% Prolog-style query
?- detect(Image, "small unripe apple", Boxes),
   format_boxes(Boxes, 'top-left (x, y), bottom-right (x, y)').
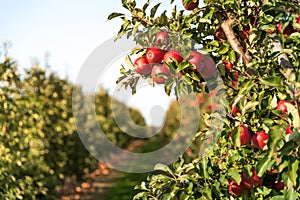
top-left (241, 169), bottom-right (263, 189)
top-left (146, 47), bottom-right (166, 64)
top-left (228, 180), bottom-right (245, 197)
top-left (155, 31), bottom-right (170, 46)
top-left (133, 57), bottom-right (152, 75)
top-left (223, 60), bottom-right (233, 71)
top-left (274, 181), bottom-right (284, 192)
top-left (151, 64), bottom-right (171, 84)
top-left (163, 50), bottom-right (184, 64)
top-left (182, 0), bottom-right (199, 10)
top-left (251, 130), bottom-right (268, 149)
top-left (276, 100), bottom-right (287, 114)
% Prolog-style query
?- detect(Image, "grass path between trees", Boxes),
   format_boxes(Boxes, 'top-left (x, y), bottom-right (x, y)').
top-left (60, 137), bottom-right (163, 200)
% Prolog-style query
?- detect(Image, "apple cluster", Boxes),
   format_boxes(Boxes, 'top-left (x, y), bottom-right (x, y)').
top-left (230, 100), bottom-right (294, 149)
top-left (229, 168), bottom-right (285, 197)
top-left (133, 30), bottom-right (216, 84)
top-left (227, 100), bottom-right (295, 196)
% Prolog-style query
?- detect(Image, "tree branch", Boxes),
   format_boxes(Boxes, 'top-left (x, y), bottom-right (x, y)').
top-left (216, 13), bottom-right (249, 65)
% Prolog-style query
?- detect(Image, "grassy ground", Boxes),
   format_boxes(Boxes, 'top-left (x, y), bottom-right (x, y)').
top-left (100, 137), bottom-right (163, 200)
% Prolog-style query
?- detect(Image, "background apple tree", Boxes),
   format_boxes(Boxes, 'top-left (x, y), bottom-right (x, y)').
top-left (108, 0), bottom-right (300, 199)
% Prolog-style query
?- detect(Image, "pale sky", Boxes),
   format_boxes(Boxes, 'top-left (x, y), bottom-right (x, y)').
top-left (0, 0), bottom-right (204, 126)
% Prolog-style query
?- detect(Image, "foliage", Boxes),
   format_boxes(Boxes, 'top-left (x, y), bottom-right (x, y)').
top-left (0, 51), bottom-right (147, 199)
top-left (108, 0), bottom-right (300, 199)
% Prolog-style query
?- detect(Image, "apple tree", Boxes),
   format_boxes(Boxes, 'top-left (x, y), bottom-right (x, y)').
top-left (108, 0), bottom-right (300, 199)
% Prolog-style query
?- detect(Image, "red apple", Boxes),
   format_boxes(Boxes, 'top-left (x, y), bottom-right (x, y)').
top-left (146, 47), bottom-right (166, 64)
top-left (241, 169), bottom-right (263, 189)
top-left (151, 64), bottom-right (171, 84)
top-left (230, 125), bottom-right (251, 146)
top-left (182, 0), bottom-right (199, 10)
top-left (196, 56), bottom-right (217, 78)
top-left (223, 60), bottom-right (233, 71)
top-left (277, 24), bottom-right (294, 38)
top-left (214, 27), bottom-right (227, 41)
top-left (274, 181), bottom-right (284, 192)
top-left (231, 106), bottom-right (240, 116)
top-left (155, 31), bottom-right (170, 46)
top-left (133, 57), bottom-right (152, 75)
top-left (286, 124), bottom-right (293, 134)
top-left (276, 100), bottom-right (287, 115)
top-left (239, 25), bottom-right (250, 40)
top-left (296, 17), bottom-right (300, 32)
top-left (228, 179), bottom-right (245, 197)
top-left (231, 72), bottom-right (239, 87)
top-left (251, 130), bottom-right (268, 149)
top-left (187, 51), bottom-right (204, 71)
top-left (163, 50), bottom-right (184, 64)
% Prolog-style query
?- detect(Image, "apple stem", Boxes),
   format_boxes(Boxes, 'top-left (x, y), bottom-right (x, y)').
top-left (216, 14), bottom-right (250, 65)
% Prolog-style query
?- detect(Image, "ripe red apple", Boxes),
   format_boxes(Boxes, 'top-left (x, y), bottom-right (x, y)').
top-left (230, 125), bottom-right (251, 146)
top-left (276, 100), bottom-right (287, 115)
top-left (196, 56), bottom-right (217, 78)
top-left (214, 27), bottom-right (227, 41)
top-left (251, 130), bottom-right (268, 149)
top-left (231, 72), bottom-right (239, 87)
top-left (274, 181), bottom-right (284, 192)
top-left (163, 50), bottom-right (184, 64)
top-left (295, 17), bottom-right (300, 32)
top-left (239, 25), bottom-right (250, 40)
top-left (277, 24), bottom-right (294, 38)
top-left (151, 64), bottom-right (171, 84)
top-left (231, 106), bottom-right (240, 116)
top-left (146, 47), bottom-right (166, 64)
top-left (182, 0), bottom-right (199, 10)
top-left (228, 179), bottom-right (245, 197)
top-left (223, 60), bottom-right (233, 71)
top-left (286, 124), bottom-right (293, 134)
top-left (155, 31), bottom-right (170, 46)
top-left (187, 51), bottom-right (204, 71)
top-left (241, 169), bottom-right (263, 189)
top-left (133, 57), bottom-right (153, 75)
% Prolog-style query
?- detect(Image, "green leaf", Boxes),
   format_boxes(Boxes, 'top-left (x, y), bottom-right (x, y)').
top-left (165, 78), bottom-right (174, 96)
top-left (122, 0), bottom-right (129, 9)
top-left (228, 168), bottom-right (241, 184)
top-left (257, 157), bottom-right (275, 177)
top-left (267, 126), bottom-right (283, 157)
top-left (228, 50), bottom-right (236, 62)
top-left (288, 158), bottom-right (298, 186)
top-left (150, 3), bottom-right (161, 18)
top-left (219, 44), bottom-right (230, 55)
top-left (154, 163), bottom-right (173, 175)
top-left (107, 12), bottom-right (125, 20)
top-left (260, 76), bottom-right (282, 87)
top-left (271, 196), bottom-right (285, 200)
